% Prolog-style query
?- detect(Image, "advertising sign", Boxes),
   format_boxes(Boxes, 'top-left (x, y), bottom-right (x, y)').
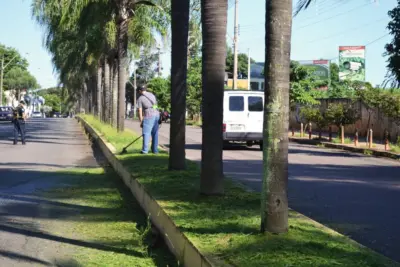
top-left (298, 60), bottom-right (330, 81)
top-left (338, 46), bottom-right (366, 81)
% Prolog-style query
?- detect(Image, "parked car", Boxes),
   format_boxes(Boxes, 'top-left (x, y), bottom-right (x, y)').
top-left (0, 106), bottom-right (13, 121)
top-left (53, 112), bottom-right (61, 118)
top-left (222, 90), bottom-right (264, 150)
top-left (31, 111), bottom-right (42, 118)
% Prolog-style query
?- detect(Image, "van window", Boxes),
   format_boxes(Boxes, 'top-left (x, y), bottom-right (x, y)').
top-left (229, 96), bottom-right (244, 111)
top-left (248, 96), bottom-right (263, 112)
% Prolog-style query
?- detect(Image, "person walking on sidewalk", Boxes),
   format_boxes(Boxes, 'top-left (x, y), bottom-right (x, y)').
top-left (137, 85), bottom-right (160, 154)
top-left (12, 100), bottom-right (27, 145)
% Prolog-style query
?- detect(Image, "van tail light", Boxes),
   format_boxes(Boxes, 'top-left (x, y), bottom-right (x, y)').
top-left (222, 123), bottom-right (226, 133)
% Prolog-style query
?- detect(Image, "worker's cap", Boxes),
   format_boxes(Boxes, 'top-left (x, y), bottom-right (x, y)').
top-left (137, 85), bottom-right (147, 92)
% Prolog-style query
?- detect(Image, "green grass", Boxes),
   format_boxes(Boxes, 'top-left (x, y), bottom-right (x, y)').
top-left (332, 137), bottom-right (353, 144)
top-left (390, 144), bottom-right (400, 153)
top-left (186, 119), bottom-right (202, 127)
top-left (80, 114), bottom-right (399, 267)
top-left (41, 167), bottom-right (178, 267)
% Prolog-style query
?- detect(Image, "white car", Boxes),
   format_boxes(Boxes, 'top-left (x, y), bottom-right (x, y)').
top-left (223, 90), bottom-right (264, 150)
top-left (31, 111), bottom-right (42, 118)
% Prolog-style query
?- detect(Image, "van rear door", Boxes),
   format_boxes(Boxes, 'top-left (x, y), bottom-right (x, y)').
top-left (246, 94), bottom-right (264, 133)
top-left (224, 93), bottom-right (247, 132)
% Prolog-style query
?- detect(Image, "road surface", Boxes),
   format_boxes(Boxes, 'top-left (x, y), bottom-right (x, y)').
top-left (126, 119), bottom-right (400, 262)
top-left (0, 118), bottom-right (98, 266)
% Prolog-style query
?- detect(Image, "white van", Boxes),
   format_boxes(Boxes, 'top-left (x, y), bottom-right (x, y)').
top-left (223, 90), bottom-right (264, 150)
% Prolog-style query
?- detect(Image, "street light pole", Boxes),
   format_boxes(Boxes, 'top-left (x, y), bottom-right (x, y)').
top-left (0, 57), bottom-right (4, 105)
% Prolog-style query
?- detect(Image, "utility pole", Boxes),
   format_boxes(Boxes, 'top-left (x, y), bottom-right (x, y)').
top-left (232, 0), bottom-right (239, 89)
top-left (247, 48), bottom-right (251, 90)
top-left (0, 57), bottom-right (4, 105)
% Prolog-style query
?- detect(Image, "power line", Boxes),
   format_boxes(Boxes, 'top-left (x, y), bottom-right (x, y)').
top-left (239, 0), bottom-right (372, 33)
top-left (297, 0), bottom-right (354, 22)
top-left (294, 1), bottom-right (372, 31)
top-left (329, 32), bottom-right (390, 61)
top-left (306, 16), bottom-right (387, 44)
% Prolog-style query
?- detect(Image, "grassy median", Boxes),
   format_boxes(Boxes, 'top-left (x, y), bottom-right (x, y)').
top-left (80, 114), bottom-right (399, 267)
top-left (40, 167), bottom-right (178, 267)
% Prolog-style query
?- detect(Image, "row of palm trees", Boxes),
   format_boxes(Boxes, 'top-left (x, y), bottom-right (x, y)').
top-left (33, 0), bottom-right (312, 233)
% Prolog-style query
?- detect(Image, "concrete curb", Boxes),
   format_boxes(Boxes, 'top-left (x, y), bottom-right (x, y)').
top-left (289, 137), bottom-right (400, 161)
top-left (76, 117), bottom-right (216, 267)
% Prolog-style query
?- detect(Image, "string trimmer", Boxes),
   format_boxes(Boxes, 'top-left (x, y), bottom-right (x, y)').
top-left (120, 134), bottom-right (143, 154)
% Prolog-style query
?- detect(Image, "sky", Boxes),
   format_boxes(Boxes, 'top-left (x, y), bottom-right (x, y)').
top-left (0, 0), bottom-right (397, 88)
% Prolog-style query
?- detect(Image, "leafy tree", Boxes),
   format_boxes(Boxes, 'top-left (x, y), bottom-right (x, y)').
top-left (187, 56), bottom-right (202, 118)
top-left (0, 44), bottom-right (29, 76)
top-left (384, 0), bottom-right (400, 88)
top-left (300, 107), bottom-right (328, 139)
top-left (147, 77), bottom-right (171, 111)
top-left (3, 68), bottom-right (38, 100)
top-left (42, 93), bottom-right (62, 113)
top-left (225, 45), bottom-right (256, 78)
top-left (324, 103), bottom-right (359, 132)
top-left (135, 50), bottom-right (159, 85)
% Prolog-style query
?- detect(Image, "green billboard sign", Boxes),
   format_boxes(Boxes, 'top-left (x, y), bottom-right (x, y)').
top-left (339, 46), bottom-right (366, 82)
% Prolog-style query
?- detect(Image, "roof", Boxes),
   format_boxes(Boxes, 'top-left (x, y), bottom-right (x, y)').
top-left (224, 90), bottom-right (264, 94)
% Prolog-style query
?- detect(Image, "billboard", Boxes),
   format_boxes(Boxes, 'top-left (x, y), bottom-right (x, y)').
top-left (298, 60), bottom-right (330, 81)
top-left (338, 46), bottom-right (365, 81)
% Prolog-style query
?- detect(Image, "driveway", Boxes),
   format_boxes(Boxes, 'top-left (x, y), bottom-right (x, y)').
top-left (126, 119), bottom-right (400, 262)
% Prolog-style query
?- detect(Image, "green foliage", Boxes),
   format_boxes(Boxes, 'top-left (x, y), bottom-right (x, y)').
top-left (324, 103), bottom-right (359, 128)
top-left (0, 44), bottom-right (29, 76)
top-left (42, 93), bottom-right (62, 113)
top-left (3, 67), bottom-right (38, 91)
top-left (186, 56), bottom-right (202, 117)
top-left (356, 86), bottom-right (400, 125)
top-left (385, 0), bottom-right (400, 88)
top-left (300, 107), bottom-right (327, 130)
top-left (225, 45), bottom-right (255, 78)
top-left (147, 77), bottom-right (170, 111)
top-left (135, 50), bottom-right (159, 85)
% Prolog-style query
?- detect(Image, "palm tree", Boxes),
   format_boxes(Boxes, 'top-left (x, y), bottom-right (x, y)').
top-left (200, 0), bottom-right (228, 195)
top-left (169, 0), bottom-right (190, 170)
top-left (260, 0), bottom-right (293, 233)
top-left (33, 0), bottom-right (169, 127)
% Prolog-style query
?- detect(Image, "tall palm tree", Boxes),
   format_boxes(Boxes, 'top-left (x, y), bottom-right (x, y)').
top-left (260, 0), bottom-right (293, 233)
top-left (200, 0), bottom-right (228, 195)
top-left (169, 0), bottom-right (190, 170)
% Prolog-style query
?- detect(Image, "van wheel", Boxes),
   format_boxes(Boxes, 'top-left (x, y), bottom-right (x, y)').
top-left (259, 141), bottom-right (263, 151)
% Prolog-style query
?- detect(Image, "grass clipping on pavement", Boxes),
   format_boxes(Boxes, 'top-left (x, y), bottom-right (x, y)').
top-left (81, 114), bottom-right (399, 267)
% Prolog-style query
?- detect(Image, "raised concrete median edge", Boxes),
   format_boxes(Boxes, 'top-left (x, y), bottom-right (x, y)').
top-left (289, 137), bottom-right (400, 160)
top-left (76, 116), bottom-right (218, 267)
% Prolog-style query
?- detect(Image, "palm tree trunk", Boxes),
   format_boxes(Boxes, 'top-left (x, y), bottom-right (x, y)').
top-left (169, 0), bottom-right (190, 170)
top-left (97, 64), bottom-right (103, 119)
top-left (104, 58), bottom-right (111, 124)
top-left (112, 60), bottom-right (119, 128)
top-left (117, 16), bottom-right (129, 132)
top-left (260, 0), bottom-right (292, 234)
top-left (200, 0), bottom-right (227, 195)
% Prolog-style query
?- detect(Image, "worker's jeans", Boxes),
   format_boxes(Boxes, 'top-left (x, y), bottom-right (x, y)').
top-left (13, 119), bottom-right (26, 144)
top-left (142, 114), bottom-right (160, 154)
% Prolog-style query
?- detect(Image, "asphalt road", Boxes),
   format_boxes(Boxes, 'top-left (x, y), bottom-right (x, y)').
top-left (126, 119), bottom-right (400, 262)
top-left (0, 118), bottom-right (98, 266)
